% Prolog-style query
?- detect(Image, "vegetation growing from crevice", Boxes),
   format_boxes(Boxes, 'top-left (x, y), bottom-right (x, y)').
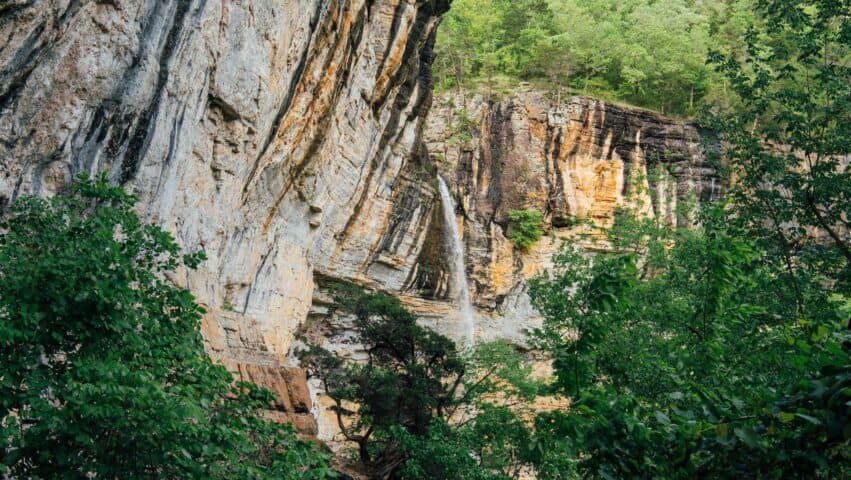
top-left (447, 107), bottom-right (478, 145)
top-left (0, 175), bottom-right (333, 479)
top-left (506, 209), bottom-right (545, 251)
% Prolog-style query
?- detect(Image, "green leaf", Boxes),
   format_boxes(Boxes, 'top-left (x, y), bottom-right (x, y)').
top-left (733, 427), bottom-right (762, 449)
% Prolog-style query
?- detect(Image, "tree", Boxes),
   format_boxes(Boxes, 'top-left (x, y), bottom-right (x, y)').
top-left (298, 284), bottom-right (537, 479)
top-left (529, 203), bottom-right (850, 478)
top-left (298, 284), bottom-right (466, 477)
top-left (433, 0), bottom-right (503, 93)
top-left (0, 175), bottom-right (332, 479)
top-left (395, 342), bottom-right (540, 480)
top-left (708, 0), bottom-right (851, 293)
top-left (436, 0), bottom-right (754, 113)
top-left (619, 0), bottom-right (713, 114)
top-left (493, 0), bottom-right (555, 79)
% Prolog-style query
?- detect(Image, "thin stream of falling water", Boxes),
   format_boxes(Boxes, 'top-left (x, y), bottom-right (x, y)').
top-left (436, 175), bottom-right (475, 348)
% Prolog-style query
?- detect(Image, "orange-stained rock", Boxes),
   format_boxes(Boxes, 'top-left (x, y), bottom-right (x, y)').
top-left (234, 363), bottom-right (318, 436)
top-left (200, 309), bottom-right (226, 354)
top-left (414, 90), bottom-right (722, 346)
top-left (281, 367), bottom-right (312, 413)
top-left (237, 364), bottom-right (293, 412)
top-left (289, 413), bottom-right (319, 436)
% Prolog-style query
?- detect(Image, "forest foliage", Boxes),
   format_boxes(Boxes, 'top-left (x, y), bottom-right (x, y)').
top-left (434, 0), bottom-right (757, 114)
top-left (297, 283), bottom-right (539, 479)
top-left (0, 176), bottom-right (334, 479)
top-left (0, 0), bottom-right (848, 478)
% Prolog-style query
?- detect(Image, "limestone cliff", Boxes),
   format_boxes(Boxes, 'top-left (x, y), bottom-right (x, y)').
top-left (0, 0), bottom-right (450, 432)
top-left (410, 91), bottom-right (722, 344)
top-left (305, 90), bottom-right (723, 441)
top-left (0, 2), bottom-right (722, 441)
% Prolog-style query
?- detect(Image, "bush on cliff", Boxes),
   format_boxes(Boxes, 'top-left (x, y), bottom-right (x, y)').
top-left (507, 209), bottom-right (545, 251)
top-left (0, 174), bottom-right (333, 479)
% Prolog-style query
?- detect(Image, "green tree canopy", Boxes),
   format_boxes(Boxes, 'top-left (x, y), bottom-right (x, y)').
top-left (298, 284), bottom-right (539, 479)
top-left (529, 202), bottom-right (850, 478)
top-left (435, 0), bottom-right (756, 115)
top-left (0, 175), bottom-right (332, 479)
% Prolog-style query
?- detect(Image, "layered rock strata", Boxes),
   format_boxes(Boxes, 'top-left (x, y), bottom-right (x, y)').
top-left (0, 2), bottom-right (723, 441)
top-left (303, 90), bottom-right (723, 440)
top-left (410, 91), bottom-right (723, 343)
top-left (0, 0), bottom-right (450, 434)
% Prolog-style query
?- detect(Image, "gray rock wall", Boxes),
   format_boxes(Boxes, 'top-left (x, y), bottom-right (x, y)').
top-left (0, 0), bottom-right (450, 435)
top-left (0, 0), bottom-right (449, 366)
top-left (0, 3), bottom-right (722, 438)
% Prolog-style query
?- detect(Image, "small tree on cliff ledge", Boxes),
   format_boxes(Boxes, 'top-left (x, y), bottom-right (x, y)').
top-left (298, 284), bottom-right (539, 479)
top-left (0, 174), bottom-right (332, 479)
top-left (298, 284), bottom-right (467, 477)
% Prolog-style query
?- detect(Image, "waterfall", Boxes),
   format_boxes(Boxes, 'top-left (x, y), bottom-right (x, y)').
top-left (436, 175), bottom-right (476, 348)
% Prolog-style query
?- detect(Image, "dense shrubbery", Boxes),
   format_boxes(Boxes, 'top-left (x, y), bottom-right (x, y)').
top-left (0, 175), bottom-right (332, 479)
top-left (506, 209), bottom-right (544, 251)
top-left (528, 204), bottom-right (850, 478)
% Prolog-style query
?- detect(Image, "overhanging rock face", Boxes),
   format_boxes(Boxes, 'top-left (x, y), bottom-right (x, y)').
top-left (0, 3), bottom-right (723, 438)
top-left (0, 0), bottom-right (450, 433)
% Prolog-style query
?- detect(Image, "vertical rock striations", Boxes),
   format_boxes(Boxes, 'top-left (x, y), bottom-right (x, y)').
top-left (417, 91), bottom-right (723, 343)
top-left (304, 89), bottom-right (724, 441)
top-left (0, 3), bottom-right (722, 438)
top-left (0, 0), bottom-right (450, 433)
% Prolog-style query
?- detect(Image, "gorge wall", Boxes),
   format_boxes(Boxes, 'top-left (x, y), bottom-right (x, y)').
top-left (300, 90), bottom-right (725, 441)
top-left (0, 0), bottom-right (450, 433)
top-left (407, 91), bottom-right (722, 344)
top-left (0, 2), bottom-right (721, 440)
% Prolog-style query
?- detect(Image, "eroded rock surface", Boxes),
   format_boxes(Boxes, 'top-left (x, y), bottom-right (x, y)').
top-left (0, 2), bottom-right (721, 440)
top-left (413, 91), bottom-right (722, 343)
top-left (0, 0), bottom-right (449, 433)
top-left (301, 91), bottom-right (724, 443)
